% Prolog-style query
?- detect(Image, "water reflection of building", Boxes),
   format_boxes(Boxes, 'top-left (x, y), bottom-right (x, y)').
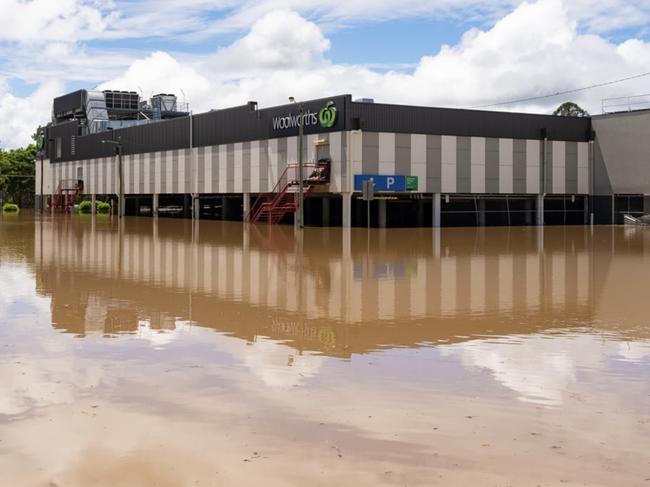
top-left (33, 217), bottom-right (650, 355)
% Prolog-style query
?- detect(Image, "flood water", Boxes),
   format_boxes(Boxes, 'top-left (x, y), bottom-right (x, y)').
top-left (1, 213), bottom-right (649, 486)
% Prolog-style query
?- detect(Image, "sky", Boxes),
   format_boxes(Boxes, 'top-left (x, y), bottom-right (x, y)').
top-left (0, 0), bottom-right (649, 148)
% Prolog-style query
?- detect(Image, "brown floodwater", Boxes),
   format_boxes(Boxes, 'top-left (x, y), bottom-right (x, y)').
top-left (1, 212), bottom-right (649, 486)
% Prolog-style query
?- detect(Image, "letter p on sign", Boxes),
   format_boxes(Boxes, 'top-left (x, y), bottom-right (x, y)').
top-left (386, 177), bottom-right (395, 189)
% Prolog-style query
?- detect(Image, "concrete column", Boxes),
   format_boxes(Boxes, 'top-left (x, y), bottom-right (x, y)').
top-left (243, 192), bottom-right (250, 220)
top-left (193, 194), bottom-right (200, 220)
top-left (322, 197), bottom-right (331, 227)
top-left (524, 198), bottom-right (534, 226)
top-left (611, 194), bottom-right (616, 224)
top-left (432, 193), bottom-right (441, 228)
top-left (91, 194), bottom-right (97, 216)
top-left (477, 198), bottom-right (486, 226)
top-left (536, 194), bottom-right (544, 226)
top-left (183, 194), bottom-right (192, 219)
top-left (342, 193), bottom-right (352, 228)
top-left (378, 199), bottom-right (387, 228)
top-left (152, 193), bottom-right (159, 218)
top-left (222, 197), bottom-right (228, 220)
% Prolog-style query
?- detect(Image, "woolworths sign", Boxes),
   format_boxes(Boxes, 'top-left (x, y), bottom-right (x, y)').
top-left (272, 100), bottom-right (338, 132)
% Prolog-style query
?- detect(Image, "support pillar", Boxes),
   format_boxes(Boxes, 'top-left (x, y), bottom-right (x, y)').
top-left (477, 198), bottom-right (486, 226)
top-left (222, 197), bottom-right (228, 220)
top-left (342, 193), bottom-right (352, 228)
top-left (432, 193), bottom-right (441, 228)
top-left (243, 192), bottom-right (250, 221)
top-left (536, 194), bottom-right (544, 226)
top-left (193, 194), bottom-right (200, 220)
top-left (322, 197), bottom-right (330, 227)
top-left (91, 194), bottom-right (97, 216)
top-left (183, 194), bottom-right (191, 219)
top-left (152, 193), bottom-right (159, 218)
top-left (524, 198), bottom-right (534, 226)
top-left (611, 194), bottom-right (616, 224)
top-left (378, 199), bottom-right (387, 228)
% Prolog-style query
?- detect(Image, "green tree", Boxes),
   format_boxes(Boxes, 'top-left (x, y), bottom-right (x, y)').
top-left (553, 102), bottom-right (589, 117)
top-left (0, 144), bottom-right (36, 208)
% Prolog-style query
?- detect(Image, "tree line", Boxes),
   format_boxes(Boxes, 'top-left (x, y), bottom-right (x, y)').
top-left (0, 143), bottom-right (36, 208)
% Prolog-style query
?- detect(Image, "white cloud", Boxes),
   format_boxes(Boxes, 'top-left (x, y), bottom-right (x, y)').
top-left (210, 10), bottom-right (330, 72)
top-left (0, 80), bottom-right (62, 149)
top-left (101, 1), bottom-right (650, 113)
top-left (3, 0), bottom-right (650, 147)
top-left (96, 51), bottom-right (213, 110)
top-left (0, 0), bottom-right (117, 43)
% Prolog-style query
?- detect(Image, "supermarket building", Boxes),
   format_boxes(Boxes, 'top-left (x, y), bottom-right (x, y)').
top-left (36, 91), bottom-right (650, 227)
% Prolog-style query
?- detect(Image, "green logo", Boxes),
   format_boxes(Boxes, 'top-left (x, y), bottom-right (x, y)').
top-left (319, 101), bottom-right (337, 128)
top-left (406, 176), bottom-right (418, 191)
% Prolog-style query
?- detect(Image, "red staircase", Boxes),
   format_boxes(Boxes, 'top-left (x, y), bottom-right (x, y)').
top-left (247, 159), bottom-right (330, 224)
top-left (51, 179), bottom-right (84, 213)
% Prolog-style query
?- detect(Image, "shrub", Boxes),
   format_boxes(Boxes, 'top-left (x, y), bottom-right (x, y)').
top-left (96, 201), bottom-right (111, 214)
top-left (79, 200), bottom-right (92, 214)
top-left (78, 199), bottom-right (111, 215)
top-left (2, 203), bottom-right (19, 213)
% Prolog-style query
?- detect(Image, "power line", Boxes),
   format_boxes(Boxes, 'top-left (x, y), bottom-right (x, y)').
top-left (468, 71), bottom-right (650, 109)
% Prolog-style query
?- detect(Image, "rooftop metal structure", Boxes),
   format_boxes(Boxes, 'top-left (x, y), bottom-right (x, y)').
top-left (52, 89), bottom-right (190, 135)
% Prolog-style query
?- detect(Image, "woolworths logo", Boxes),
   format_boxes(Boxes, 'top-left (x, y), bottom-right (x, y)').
top-left (272, 101), bottom-right (338, 131)
top-left (318, 101), bottom-right (337, 128)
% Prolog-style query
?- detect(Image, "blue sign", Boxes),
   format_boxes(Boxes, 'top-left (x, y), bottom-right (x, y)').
top-left (355, 174), bottom-right (408, 191)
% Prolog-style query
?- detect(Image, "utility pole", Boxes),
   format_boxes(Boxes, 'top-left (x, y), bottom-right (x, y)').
top-left (289, 97), bottom-right (304, 229)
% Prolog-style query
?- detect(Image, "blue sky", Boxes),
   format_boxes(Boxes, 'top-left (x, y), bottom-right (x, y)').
top-left (1, 0), bottom-right (650, 148)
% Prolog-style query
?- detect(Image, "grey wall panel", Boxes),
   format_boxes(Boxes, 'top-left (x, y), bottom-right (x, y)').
top-left (456, 136), bottom-right (471, 193)
top-left (362, 132), bottom-right (379, 174)
top-left (183, 149), bottom-right (191, 194)
top-left (242, 142), bottom-right (251, 193)
top-left (395, 133), bottom-right (411, 177)
top-left (259, 140), bottom-right (269, 192)
top-left (139, 153), bottom-right (145, 193)
top-left (592, 111), bottom-right (650, 195)
top-left (226, 144), bottom-right (235, 193)
top-left (565, 142), bottom-right (578, 194)
top-left (545, 141), bottom-right (553, 194)
top-left (341, 131), bottom-right (348, 191)
top-left (102, 158), bottom-right (107, 194)
top-left (160, 151), bottom-right (168, 194)
top-left (172, 150), bottom-right (180, 194)
top-left (485, 138), bottom-right (499, 193)
top-left (129, 155), bottom-right (135, 193)
top-left (426, 135), bottom-right (441, 192)
top-left (513, 139), bottom-right (527, 194)
top-left (198, 147), bottom-right (205, 193)
top-left (277, 137), bottom-right (288, 176)
top-left (151, 153), bottom-right (157, 193)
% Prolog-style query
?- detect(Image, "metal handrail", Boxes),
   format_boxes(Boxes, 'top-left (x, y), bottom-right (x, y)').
top-left (246, 161), bottom-right (330, 223)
